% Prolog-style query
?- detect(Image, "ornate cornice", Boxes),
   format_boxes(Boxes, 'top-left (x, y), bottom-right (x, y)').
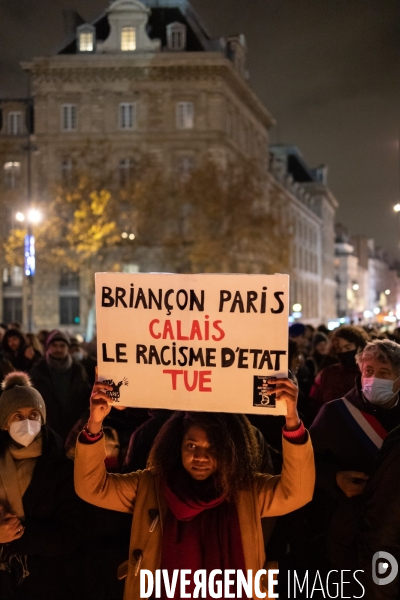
top-left (22, 57), bottom-right (274, 129)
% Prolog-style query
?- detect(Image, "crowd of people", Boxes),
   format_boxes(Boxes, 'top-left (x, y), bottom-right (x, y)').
top-left (0, 319), bottom-right (399, 599)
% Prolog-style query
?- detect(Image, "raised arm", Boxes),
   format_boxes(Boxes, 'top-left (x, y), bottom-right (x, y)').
top-left (256, 377), bottom-right (315, 516)
top-left (74, 380), bottom-right (141, 513)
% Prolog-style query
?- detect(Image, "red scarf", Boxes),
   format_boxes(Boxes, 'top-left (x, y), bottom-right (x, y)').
top-left (159, 472), bottom-right (247, 599)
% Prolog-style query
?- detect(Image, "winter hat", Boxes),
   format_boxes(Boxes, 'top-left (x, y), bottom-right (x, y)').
top-left (313, 332), bottom-right (329, 350)
top-left (289, 323), bottom-right (306, 338)
top-left (0, 372), bottom-right (46, 428)
top-left (46, 330), bottom-right (71, 348)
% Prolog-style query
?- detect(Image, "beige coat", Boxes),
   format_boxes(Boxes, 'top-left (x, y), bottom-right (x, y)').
top-left (75, 434), bottom-right (315, 599)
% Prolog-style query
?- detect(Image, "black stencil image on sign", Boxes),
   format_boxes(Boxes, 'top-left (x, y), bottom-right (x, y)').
top-left (253, 376), bottom-right (276, 408)
top-left (103, 377), bottom-right (128, 402)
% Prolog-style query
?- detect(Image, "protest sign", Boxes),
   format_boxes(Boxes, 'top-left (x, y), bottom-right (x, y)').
top-left (96, 272), bottom-right (289, 415)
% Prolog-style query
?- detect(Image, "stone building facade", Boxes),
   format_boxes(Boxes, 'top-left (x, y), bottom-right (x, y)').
top-left (334, 225), bottom-right (400, 323)
top-left (269, 145), bottom-right (338, 324)
top-left (0, 0), bottom-right (337, 332)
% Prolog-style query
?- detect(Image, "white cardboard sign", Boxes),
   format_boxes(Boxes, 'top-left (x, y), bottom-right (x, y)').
top-left (96, 272), bottom-right (289, 415)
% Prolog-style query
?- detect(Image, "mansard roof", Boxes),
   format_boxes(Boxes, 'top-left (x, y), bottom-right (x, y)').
top-left (58, 0), bottom-right (215, 55)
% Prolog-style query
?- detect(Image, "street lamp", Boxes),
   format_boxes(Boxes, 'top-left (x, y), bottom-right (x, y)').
top-left (394, 205), bottom-right (400, 248)
top-left (15, 208), bottom-right (42, 331)
top-left (121, 231), bottom-right (135, 240)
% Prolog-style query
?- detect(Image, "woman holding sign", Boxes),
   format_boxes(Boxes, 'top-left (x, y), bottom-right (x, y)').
top-left (74, 377), bottom-right (315, 599)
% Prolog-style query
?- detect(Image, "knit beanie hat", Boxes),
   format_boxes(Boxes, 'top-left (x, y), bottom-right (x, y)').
top-left (313, 332), bottom-right (329, 350)
top-left (46, 329), bottom-right (71, 348)
top-left (0, 372), bottom-right (46, 428)
top-left (289, 323), bottom-right (306, 338)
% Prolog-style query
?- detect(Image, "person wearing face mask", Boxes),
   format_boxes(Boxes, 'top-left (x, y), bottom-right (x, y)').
top-left (69, 336), bottom-right (97, 387)
top-left (309, 325), bottom-right (370, 409)
top-left (308, 339), bottom-right (400, 571)
top-left (0, 371), bottom-right (87, 600)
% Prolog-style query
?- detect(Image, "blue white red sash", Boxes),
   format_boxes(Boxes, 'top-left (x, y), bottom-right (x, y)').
top-left (336, 398), bottom-right (388, 455)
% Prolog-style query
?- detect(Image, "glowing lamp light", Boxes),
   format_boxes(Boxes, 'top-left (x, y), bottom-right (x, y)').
top-left (121, 232), bottom-right (128, 239)
top-left (128, 233), bottom-right (135, 240)
top-left (352, 284), bottom-right (359, 291)
top-left (16, 212), bottom-right (25, 222)
top-left (394, 204), bottom-right (400, 212)
top-left (363, 310), bottom-right (373, 318)
top-left (373, 307), bottom-right (380, 315)
top-left (292, 303), bottom-right (302, 312)
top-left (339, 318), bottom-right (346, 324)
top-left (27, 208), bottom-right (42, 225)
top-left (385, 316), bottom-right (397, 323)
top-left (385, 289), bottom-right (391, 295)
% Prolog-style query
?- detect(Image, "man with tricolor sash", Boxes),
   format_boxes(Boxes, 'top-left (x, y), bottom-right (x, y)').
top-left (309, 339), bottom-right (400, 569)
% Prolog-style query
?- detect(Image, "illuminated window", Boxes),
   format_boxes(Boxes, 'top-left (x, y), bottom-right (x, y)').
top-left (7, 112), bottom-right (22, 135)
top-left (119, 103), bottom-right (136, 130)
top-left (167, 23), bottom-right (186, 50)
top-left (121, 27), bottom-right (136, 51)
top-left (176, 102), bottom-right (194, 130)
top-left (61, 104), bottom-right (77, 131)
top-left (3, 161), bottom-right (21, 189)
top-left (79, 31), bottom-right (94, 52)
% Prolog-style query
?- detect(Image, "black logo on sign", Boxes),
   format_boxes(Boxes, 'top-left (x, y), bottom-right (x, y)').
top-left (253, 376), bottom-right (276, 408)
top-left (103, 378), bottom-right (128, 402)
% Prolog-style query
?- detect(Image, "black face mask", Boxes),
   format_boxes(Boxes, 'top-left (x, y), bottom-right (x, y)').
top-left (337, 349), bottom-right (357, 368)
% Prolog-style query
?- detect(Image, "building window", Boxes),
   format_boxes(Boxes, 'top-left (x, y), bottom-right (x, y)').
top-left (60, 270), bottom-right (80, 291)
top-left (7, 112), bottom-right (22, 135)
top-left (119, 103), bottom-right (136, 130)
top-left (121, 27), bottom-right (136, 51)
top-left (123, 264), bottom-right (140, 274)
top-left (2, 266), bottom-right (23, 288)
top-left (2, 297), bottom-right (23, 324)
top-left (61, 159), bottom-right (73, 185)
top-left (60, 296), bottom-right (80, 325)
top-left (3, 161), bottom-right (21, 190)
top-left (61, 104), bottom-right (77, 131)
top-left (167, 23), bottom-right (186, 50)
top-left (176, 155), bottom-right (195, 179)
top-left (79, 31), bottom-right (94, 52)
top-left (176, 102), bottom-right (194, 130)
top-left (119, 158), bottom-right (136, 187)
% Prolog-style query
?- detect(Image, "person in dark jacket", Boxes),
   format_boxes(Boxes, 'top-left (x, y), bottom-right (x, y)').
top-left (357, 423), bottom-right (400, 599)
top-left (309, 325), bottom-right (370, 409)
top-left (2, 329), bottom-right (40, 374)
top-left (30, 330), bottom-right (91, 441)
top-left (0, 371), bottom-right (86, 600)
top-left (309, 339), bottom-right (400, 569)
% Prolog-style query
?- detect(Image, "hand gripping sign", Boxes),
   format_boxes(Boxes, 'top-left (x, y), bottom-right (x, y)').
top-left (96, 272), bottom-right (289, 415)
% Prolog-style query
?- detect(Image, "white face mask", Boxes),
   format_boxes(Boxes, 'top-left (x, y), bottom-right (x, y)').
top-left (362, 377), bottom-right (398, 405)
top-left (8, 419), bottom-right (41, 447)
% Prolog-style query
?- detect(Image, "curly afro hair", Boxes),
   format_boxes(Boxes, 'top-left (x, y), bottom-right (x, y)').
top-left (147, 411), bottom-right (261, 500)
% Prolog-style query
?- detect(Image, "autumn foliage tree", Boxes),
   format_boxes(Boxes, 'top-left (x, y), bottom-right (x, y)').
top-left (3, 152), bottom-right (291, 285)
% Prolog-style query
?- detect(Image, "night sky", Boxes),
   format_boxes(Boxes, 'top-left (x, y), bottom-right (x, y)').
top-left (1, 0), bottom-right (399, 256)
